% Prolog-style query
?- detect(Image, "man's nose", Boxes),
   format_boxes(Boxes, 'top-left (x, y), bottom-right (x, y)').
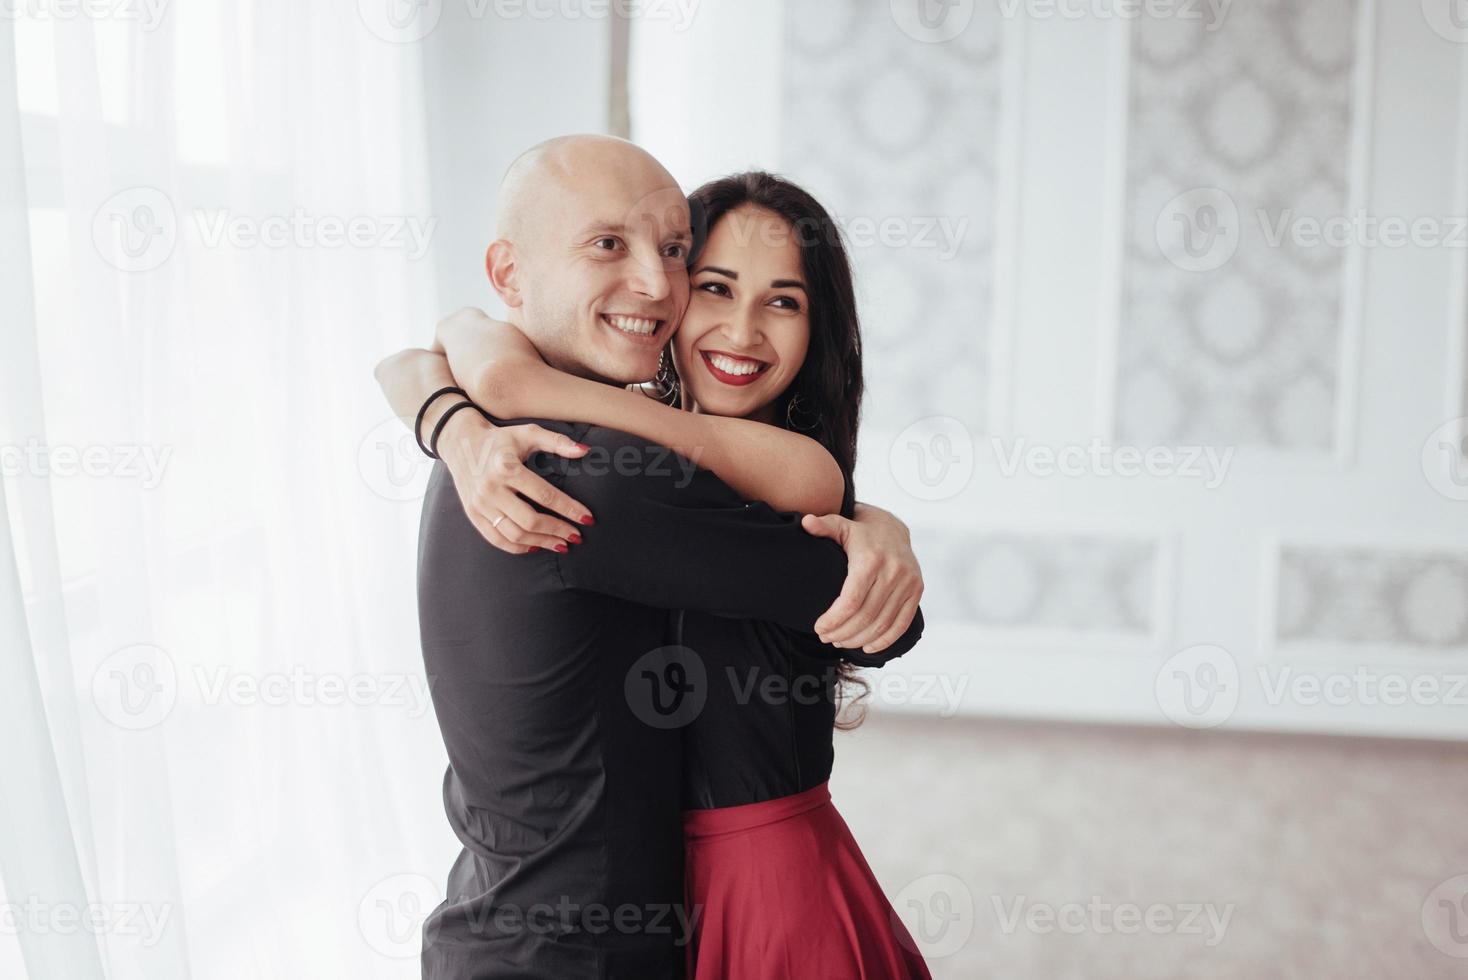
top-left (627, 258), bottom-right (672, 302)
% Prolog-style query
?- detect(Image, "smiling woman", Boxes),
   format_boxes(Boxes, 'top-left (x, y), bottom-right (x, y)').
top-left (678, 204), bottom-right (812, 408)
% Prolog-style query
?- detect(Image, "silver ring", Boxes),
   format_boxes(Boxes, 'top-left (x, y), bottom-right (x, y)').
top-left (491, 515), bottom-right (505, 530)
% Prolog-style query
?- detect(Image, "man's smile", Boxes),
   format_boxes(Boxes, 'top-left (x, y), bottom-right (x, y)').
top-left (601, 312), bottom-right (668, 347)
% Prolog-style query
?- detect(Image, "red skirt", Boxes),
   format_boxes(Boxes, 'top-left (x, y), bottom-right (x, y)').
top-left (683, 782), bottom-right (932, 980)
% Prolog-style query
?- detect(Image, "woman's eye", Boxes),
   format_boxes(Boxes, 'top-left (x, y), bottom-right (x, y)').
top-left (771, 296), bottom-right (802, 312)
top-left (696, 281), bottom-right (730, 296)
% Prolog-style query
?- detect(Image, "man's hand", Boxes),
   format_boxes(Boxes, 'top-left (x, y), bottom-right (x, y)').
top-left (436, 408), bottom-right (595, 555)
top-left (801, 502), bottom-right (924, 655)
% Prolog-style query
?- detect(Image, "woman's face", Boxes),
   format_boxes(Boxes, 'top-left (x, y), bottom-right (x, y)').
top-left (671, 204), bottom-right (810, 422)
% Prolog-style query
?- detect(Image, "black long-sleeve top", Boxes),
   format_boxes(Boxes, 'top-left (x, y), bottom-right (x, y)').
top-left (416, 418), bottom-right (923, 979)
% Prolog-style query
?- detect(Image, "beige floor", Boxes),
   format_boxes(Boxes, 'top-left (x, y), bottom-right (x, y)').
top-left (829, 712), bottom-right (1468, 980)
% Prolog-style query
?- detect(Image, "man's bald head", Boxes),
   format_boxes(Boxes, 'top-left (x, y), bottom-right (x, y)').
top-left (495, 134), bottom-right (679, 243)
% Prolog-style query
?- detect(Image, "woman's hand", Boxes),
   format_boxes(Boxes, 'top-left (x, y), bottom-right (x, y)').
top-left (801, 503), bottom-right (924, 655)
top-left (435, 407), bottom-right (596, 555)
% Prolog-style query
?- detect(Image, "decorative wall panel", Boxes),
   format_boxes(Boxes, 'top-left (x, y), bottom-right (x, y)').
top-left (1276, 546), bottom-right (1468, 651)
top-left (782, 0), bottom-right (1003, 431)
top-left (1117, 0), bottom-right (1362, 451)
top-left (914, 530), bottom-right (1159, 636)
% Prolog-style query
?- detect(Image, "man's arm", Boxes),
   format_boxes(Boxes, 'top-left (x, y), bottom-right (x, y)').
top-left (802, 503), bottom-right (925, 655)
top-left (784, 606), bottom-right (925, 668)
top-left (546, 425), bottom-right (924, 658)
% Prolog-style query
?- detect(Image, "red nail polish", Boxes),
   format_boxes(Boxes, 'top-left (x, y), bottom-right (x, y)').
top-left (554, 543), bottom-right (569, 554)
top-left (580, 515), bottom-right (595, 526)
top-left (575, 443), bottom-right (590, 452)
top-left (527, 546), bottom-right (540, 553)
top-left (568, 532), bottom-right (582, 545)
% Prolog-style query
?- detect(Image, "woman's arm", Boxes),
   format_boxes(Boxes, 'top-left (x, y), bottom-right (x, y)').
top-left (374, 346), bottom-right (461, 429)
top-left (388, 314), bottom-right (919, 651)
top-left (436, 308), bottom-right (846, 516)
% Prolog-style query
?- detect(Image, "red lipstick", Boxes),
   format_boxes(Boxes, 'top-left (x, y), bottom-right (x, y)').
top-left (700, 350), bottom-right (770, 387)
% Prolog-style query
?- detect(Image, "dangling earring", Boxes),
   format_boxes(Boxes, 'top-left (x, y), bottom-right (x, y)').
top-left (785, 391), bottom-right (821, 431)
top-left (654, 348), bottom-right (681, 406)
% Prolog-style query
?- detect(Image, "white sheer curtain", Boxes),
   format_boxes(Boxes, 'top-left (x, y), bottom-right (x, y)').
top-left (1, 4), bottom-right (454, 977)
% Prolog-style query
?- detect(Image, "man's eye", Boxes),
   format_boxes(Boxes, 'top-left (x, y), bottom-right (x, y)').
top-left (593, 237), bottom-right (621, 250)
top-left (662, 243), bottom-right (687, 259)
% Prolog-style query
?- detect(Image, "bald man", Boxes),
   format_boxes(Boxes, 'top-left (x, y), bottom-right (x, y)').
top-left (484, 135), bottom-right (692, 386)
top-left (380, 136), bottom-right (890, 979)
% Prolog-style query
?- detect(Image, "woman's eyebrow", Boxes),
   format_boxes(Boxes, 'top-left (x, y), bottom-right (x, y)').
top-left (693, 267), bottom-right (806, 292)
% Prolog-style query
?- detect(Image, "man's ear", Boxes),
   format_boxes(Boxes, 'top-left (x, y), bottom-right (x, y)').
top-left (485, 240), bottom-right (523, 309)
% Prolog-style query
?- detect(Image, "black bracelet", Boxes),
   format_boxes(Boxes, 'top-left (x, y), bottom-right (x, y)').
top-left (428, 401), bottom-right (483, 460)
top-left (414, 386), bottom-right (468, 458)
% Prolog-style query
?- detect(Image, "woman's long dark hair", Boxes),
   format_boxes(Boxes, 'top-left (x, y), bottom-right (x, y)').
top-left (661, 171), bottom-right (871, 726)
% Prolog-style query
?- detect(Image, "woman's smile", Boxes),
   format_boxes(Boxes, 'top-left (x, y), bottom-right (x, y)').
top-left (700, 348), bottom-right (771, 387)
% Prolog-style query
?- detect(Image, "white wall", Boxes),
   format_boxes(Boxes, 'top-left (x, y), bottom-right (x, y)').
top-left (632, 0), bottom-right (1468, 741)
top-left (628, 0), bottom-right (784, 189)
top-left (419, 3), bottom-right (614, 310)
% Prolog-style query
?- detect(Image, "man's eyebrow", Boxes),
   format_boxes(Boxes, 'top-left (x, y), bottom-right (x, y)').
top-left (575, 221), bottom-right (626, 238)
top-left (576, 221), bottom-right (691, 242)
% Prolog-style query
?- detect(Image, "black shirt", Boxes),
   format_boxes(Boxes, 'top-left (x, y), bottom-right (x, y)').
top-left (415, 419), bottom-right (920, 979)
top-left (676, 615), bottom-right (865, 810)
